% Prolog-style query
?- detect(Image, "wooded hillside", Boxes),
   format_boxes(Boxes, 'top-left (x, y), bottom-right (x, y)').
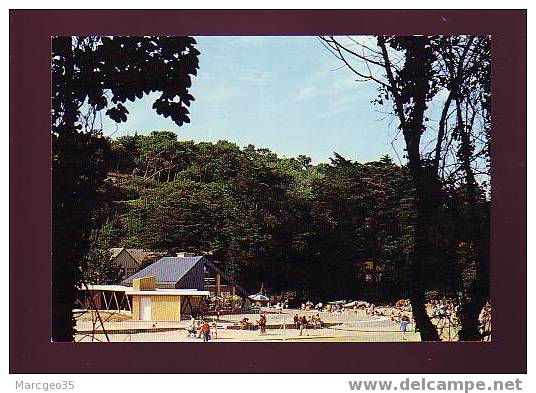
top-left (86, 131), bottom-right (489, 305)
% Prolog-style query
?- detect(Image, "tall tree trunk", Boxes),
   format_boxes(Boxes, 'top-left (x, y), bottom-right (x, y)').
top-left (455, 97), bottom-right (490, 340)
top-left (406, 139), bottom-right (441, 341)
top-left (378, 36), bottom-right (441, 340)
top-left (52, 36), bottom-right (78, 342)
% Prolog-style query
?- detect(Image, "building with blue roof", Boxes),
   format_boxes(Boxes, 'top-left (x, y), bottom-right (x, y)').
top-left (121, 254), bottom-right (250, 300)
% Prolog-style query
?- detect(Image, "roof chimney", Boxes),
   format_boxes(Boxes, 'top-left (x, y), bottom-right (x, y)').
top-left (176, 251), bottom-right (196, 257)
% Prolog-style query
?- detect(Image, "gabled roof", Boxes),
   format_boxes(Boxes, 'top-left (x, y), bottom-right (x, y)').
top-left (125, 249), bottom-right (155, 265)
top-left (121, 256), bottom-right (204, 286)
top-left (110, 247), bottom-right (125, 259)
top-left (110, 248), bottom-right (157, 265)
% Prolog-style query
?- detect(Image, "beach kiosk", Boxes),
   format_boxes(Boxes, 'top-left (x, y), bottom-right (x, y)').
top-left (127, 276), bottom-right (209, 321)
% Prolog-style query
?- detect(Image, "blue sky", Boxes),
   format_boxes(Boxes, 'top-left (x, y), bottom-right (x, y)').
top-left (102, 36), bottom-right (405, 164)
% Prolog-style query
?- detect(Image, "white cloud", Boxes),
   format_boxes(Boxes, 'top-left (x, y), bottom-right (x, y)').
top-left (314, 90), bottom-right (363, 120)
top-left (294, 63), bottom-right (373, 100)
top-left (296, 85), bottom-right (319, 100)
top-left (237, 69), bottom-right (274, 83)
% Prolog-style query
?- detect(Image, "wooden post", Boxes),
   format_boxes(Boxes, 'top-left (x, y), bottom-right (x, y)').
top-left (216, 273), bottom-right (221, 297)
top-left (231, 286), bottom-right (236, 309)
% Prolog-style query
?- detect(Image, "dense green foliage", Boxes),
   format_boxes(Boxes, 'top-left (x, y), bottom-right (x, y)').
top-left (90, 131), bottom-right (489, 305)
top-left (81, 222), bottom-right (124, 285)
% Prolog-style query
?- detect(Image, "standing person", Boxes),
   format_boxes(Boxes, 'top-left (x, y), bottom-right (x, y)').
top-left (215, 305), bottom-right (221, 322)
top-left (293, 314), bottom-right (300, 330)
top-left (299, 315), bottom-right (308, 336)
top-left (197, 319), bottom-right (203, 338)
top-left (315, 313), bottom-right (323, 328)
top-left (258, 314), bottom-right (267, 335)
top-left (187, 316), bottom-right (197, 337)
top-left (201, 321), bottom-right (211, 342)
top-left (400, 315), bottom-right (409, 341)
top-left (311, 314), bottom-right (318, 329)
top-left (211, 321), bottom-right (218, 339)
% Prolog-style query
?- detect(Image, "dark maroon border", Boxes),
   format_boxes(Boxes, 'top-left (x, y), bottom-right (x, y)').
top-left (9, 10), bottom-right (526, 373)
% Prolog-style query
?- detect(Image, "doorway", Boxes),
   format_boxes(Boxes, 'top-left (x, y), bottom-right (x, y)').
top-left (140, 297), bottom-right (152, 321)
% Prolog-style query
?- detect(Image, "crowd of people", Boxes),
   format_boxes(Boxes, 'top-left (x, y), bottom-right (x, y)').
top-left (428, 298), bottom-right (493, 341)
top-left (237, 314), bottom-right (268, 333)
top-left (207, 297), bottom-right (245, 314)
top-left (298, 301), bottom-right (351, 313)
top-left (365, 303), bottom-right (390, 317)
top-left (271, 300), bottom-right (289, 313)
top-left (292, 313), bottom-right (325, 335)
top-left (429, 299), bottom-right (458, 323)
top-left (186, 296), bottom-right (491, 342)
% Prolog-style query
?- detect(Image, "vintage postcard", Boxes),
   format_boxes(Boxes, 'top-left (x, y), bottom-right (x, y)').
top-left (50, 35), bottom-right (491, 343)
